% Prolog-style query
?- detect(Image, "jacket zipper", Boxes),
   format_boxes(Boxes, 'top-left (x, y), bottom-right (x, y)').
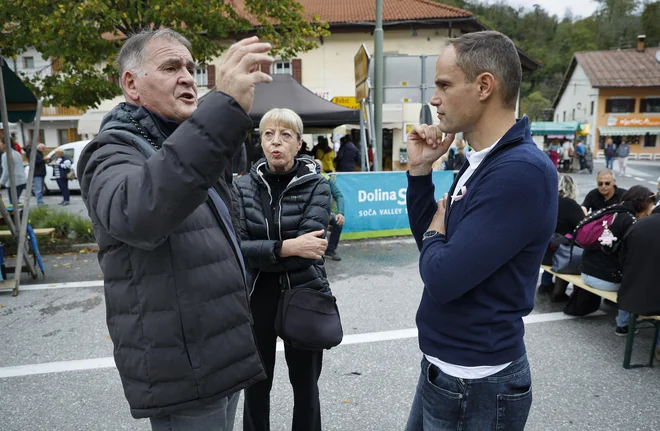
top-left (444, 137), bottom-right (523, 227)
top-left (257, 163), bottom-right (317, 292)
top-left (250, 180), bottom-right (275, 298)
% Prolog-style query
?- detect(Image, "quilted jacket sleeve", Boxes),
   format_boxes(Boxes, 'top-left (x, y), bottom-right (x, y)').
top-left (79, 93), bottom-right (251, 251)
top-left (234, 181), bottom-right (281, 269)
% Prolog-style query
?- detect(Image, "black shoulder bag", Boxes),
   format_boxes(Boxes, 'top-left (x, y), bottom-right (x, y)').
top-left (258, 185), bottom-right (343, 351)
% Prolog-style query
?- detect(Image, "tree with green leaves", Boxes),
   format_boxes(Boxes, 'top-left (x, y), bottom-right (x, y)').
top-left (641, 1), bottom-right (660, 47)
top-left (0, 0), bottom-right (328, 109)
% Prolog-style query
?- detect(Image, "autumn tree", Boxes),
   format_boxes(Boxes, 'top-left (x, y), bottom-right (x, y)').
top-left (0, 0), bottom-right (328, 109)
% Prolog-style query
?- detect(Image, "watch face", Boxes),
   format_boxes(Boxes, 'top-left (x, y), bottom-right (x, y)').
top-left (424, 230), bottom-right (438, 239)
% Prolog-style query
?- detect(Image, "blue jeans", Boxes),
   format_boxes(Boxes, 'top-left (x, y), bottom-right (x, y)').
top-left (150, 392), bottom-right (239, 431)
top-left (605, 156), bottom-right (614, 169)
top-left (33, 176), bottom-right (45, 205)
top-left (406, 355), bottom-right (532, 431)
top-left (581, 274), bottom-right (630, 327)
top-left (7, 184), bottom-right (25, 205)
top-left (540, 271), bottom-right (553, 286)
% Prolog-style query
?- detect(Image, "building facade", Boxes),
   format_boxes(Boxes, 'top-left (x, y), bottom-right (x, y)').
top-left (554, 37), bottom-right (660, 159)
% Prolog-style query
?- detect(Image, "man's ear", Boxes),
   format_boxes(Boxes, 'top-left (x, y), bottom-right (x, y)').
top-left (122, 71), bottom-right (140, 103)
top-left (476, 72), bottom-right (496, 102)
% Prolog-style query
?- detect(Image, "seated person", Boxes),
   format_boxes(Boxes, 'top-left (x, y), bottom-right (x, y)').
top-left (581, 169), bottom-right (627, 214)
top-left (580, 186), bottom-right (656, 335)
top-left (618, 209), bottom-right (660, 359)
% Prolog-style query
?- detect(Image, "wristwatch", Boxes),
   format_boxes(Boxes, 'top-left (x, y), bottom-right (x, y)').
top-left (423, 230), bottom-right (441, 242)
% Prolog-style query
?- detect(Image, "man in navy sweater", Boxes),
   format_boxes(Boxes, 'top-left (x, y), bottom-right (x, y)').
top-left (405, 31), bottom-right (558, 430)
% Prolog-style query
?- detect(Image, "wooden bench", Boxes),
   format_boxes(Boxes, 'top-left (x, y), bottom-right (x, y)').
top-left (0, 228), bottom-right (55, 238)
top-left (542, 265), bottom-right (660, 369)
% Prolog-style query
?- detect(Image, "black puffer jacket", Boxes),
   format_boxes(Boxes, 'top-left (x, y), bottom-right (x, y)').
top-left (234, 157), bottom-right (332, 294)
top-left (77, 93), bottom-right (265, 419)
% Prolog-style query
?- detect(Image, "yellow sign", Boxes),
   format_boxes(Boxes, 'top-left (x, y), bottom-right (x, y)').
top-left (608, 116), bottom-right (660, 127)
top-left (332, 97), bottom-right (360, 110)
top-left (354, 44), bottom-right (371, 100)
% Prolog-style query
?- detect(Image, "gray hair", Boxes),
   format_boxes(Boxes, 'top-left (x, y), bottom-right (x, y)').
top-left (117, 28), bottom-right (193, 84)
top-left (448, 31), bottom-right (522, 110)
top-left (597, 168), bottom-right (616, 180)
top-left (558, 174), bottom-right (577, 200)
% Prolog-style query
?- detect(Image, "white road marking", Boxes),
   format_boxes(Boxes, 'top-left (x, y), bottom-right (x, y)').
top-left (15, 280), bottom-right (104, 291)
top-left (0, 311), bottom-right (605, 379)
top-left (634, 177), bottom-right (646, 182)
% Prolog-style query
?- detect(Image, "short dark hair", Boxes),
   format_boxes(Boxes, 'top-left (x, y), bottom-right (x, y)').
top-left (448, 30), bottom-right (522, 110)
top-left (622, 185), bottom-right (656, 214)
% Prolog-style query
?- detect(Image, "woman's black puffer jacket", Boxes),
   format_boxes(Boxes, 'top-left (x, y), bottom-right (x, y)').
top-left (234, 156), bottom-right (332, 295)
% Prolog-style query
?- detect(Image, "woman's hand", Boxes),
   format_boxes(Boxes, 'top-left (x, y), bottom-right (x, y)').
top-left (281, 230), bottom-right (327, 260)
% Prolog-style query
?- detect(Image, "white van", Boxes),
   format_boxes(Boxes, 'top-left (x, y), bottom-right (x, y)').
top-left (25, 140), bottom-right (90, 194)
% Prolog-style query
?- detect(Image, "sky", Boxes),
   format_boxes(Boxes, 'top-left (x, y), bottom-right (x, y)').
top-left (488, 0), bottom-right (600, 19)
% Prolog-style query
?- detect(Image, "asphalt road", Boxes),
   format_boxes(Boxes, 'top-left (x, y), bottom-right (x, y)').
top-left (2, 235), bottom-right (660, 431)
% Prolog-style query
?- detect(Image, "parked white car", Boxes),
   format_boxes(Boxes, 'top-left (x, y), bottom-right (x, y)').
top-left (24, 140), bottom-right (90, 194)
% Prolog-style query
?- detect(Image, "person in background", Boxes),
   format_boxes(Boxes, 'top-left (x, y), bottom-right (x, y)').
top-left (314, 136), bottom-right (335, 173)
top-left (0, 140), bottom-right (27, 205)
top-left (548, 138), bottom-right (562, 169)
top-left (405, 30), bottom-right (557, 430)
top-left (604, 138), bottom-right (615, 170)
top-left (617, 207), bottom-right (660, 360)
top-left (561, 139), bottom-right (574, 172)
top-left (49, 149), bottom-right (72, 206)
top-left (316, 158), bottom-right (345, 261)
top-left (24, 142), bottom-right (47, 205)
top-left (580, 185), bottom-right (656, 336)
top-left (335, 134), bottom-right (361, 172)
top-left (539, 174), bottom-right (585, 301)
top-left (616, 140), bottom-right (631, 176)
top-left (581, 169), bottom-right (627, 214)
top-left (453, 138), bottom-right (467, 171)
top-left (234, 108), bottom-right (331, 431)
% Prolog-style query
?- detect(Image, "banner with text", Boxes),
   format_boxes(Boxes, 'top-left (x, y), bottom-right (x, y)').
top-left (333, 171), bottom-right (454, 239)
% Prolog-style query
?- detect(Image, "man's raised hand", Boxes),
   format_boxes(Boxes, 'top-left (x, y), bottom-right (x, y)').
top-left (216, 37), bottom-right (274, 113)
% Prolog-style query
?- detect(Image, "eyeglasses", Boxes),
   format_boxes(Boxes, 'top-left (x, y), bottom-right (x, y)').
top-left (598, 182), bottom-right (611, 186)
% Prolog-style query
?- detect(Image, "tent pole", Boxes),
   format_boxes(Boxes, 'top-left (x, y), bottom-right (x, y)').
top-left (13, 99), bottom-right (43, 295)
top-left (0, 59), bottom-right (20, 230)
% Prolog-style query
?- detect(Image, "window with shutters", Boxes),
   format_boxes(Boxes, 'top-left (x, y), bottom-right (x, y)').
top-left (640, 98), bottom-right (660, 113)
top-left (605, 98), bottom-right (635, 113)
top-left (195, 67), bottom-right (208, 87)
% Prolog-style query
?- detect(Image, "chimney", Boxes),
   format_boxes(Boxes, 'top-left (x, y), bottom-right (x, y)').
top-left (637, 35), bottom-right (646, 52)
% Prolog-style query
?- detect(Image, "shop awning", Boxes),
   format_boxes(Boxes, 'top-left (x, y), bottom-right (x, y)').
top-left (598, 126), bottom-right (660, 136)
top-left (530, 121), bottom-right (581, 136)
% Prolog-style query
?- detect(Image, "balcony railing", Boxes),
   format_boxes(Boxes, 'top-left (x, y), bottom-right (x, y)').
top-left (42, 106), bottom-right (84, 117)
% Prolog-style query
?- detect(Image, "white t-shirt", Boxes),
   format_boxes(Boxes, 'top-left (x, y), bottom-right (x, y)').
top-left (426, 139), bottom-right (512, 379)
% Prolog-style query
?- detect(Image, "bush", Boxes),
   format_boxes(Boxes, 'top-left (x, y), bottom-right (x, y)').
top-left (28, 206), bottom-right (94, 242)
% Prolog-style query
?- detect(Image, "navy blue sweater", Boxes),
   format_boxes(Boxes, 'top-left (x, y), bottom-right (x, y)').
top-left (407, 117), bottom-right (558, 366)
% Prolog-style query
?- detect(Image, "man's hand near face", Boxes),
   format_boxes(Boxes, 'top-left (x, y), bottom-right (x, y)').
top-left (407, 124), bottom-right (455, 176)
